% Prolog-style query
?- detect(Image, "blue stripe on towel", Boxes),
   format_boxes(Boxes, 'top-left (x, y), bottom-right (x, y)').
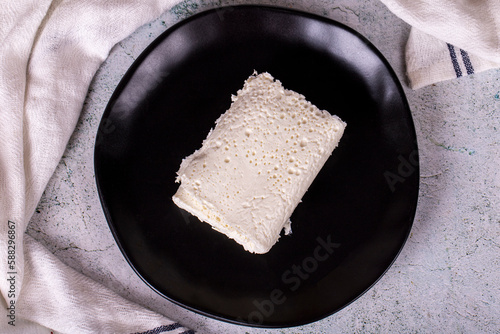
top-left (460, 49), bottom-right (474, 75)
top-left (447, 43), bottom-right (462, 77)
top-left (133, 323), bottom-right (192, 334)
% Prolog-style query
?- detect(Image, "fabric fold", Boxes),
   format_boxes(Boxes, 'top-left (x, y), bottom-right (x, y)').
top-left (380, 0), bottom-right (500, 89)
top-left (405, 28), bottom-right (500, 89)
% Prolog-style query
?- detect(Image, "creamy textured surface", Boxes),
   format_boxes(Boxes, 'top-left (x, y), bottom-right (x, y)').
top-left (172, 72), bottom-right (346, 254)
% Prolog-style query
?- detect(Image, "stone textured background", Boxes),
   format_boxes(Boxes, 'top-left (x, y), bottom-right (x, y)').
top-left (27, 0), bottom-right (499, 333)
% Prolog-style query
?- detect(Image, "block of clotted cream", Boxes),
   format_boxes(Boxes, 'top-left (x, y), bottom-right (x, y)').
top-left (172, 72), bottom-right (346, 254)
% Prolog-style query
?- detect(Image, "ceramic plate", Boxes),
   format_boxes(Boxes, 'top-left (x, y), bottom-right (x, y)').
top-left (94, 5), bottom-right (419, 327)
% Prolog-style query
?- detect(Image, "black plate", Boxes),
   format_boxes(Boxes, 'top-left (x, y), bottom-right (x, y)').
top-left (94, 5), bottom-right (419, 328)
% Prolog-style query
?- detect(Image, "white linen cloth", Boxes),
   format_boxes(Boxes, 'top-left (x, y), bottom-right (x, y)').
top-left (380, 0), bottom-right (500, 89)
top-left (0, 0), bottom-right (194, 333)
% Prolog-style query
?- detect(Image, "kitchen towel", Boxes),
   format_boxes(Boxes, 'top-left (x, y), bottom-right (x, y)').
top-left (380, 0), bottom-right (500, 89)
top-left (0, 0), bottom-right (194, 333)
